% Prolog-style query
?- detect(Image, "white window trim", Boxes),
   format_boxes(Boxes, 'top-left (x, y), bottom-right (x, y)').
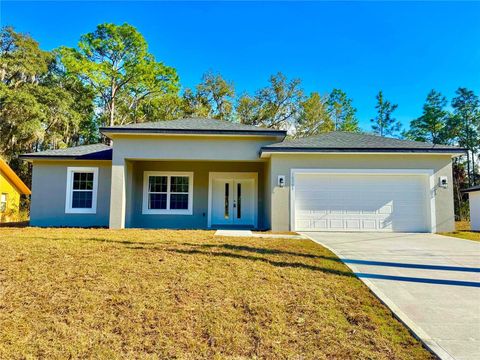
top-left (65, 167), bottom-right (99, 214)
top-left (142, 171), bottom-right (193, 215)
top-left (0, 193), bottom-right (7, 213)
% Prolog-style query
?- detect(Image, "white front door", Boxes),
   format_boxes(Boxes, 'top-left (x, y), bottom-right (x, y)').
top-left (210, 173), bottom-right (257, 227)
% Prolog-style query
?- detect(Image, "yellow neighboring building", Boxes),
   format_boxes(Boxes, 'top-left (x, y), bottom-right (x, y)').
top-left (0, 159), bottom-right (31, 222)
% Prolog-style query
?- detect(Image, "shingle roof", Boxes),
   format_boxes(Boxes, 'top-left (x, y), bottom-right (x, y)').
top-left (20, 131), bottom-right (465, 161)
top-left (462, 185), bottom-right (480, 193)
top-left (261, 132), bottom-right (465, 154)
top-left (20, 144), bottom-right (112, 160)
top-left (100, 118), bottom-right (286, 137)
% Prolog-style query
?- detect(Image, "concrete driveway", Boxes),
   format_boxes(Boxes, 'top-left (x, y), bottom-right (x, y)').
top-left (303, 232), bottom-right (480, 360)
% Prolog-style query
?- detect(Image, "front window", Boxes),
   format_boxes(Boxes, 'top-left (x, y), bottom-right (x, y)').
top-left (65, 167), bottom-right (98, 214)
top-left (0, 193), bottom-right (7, 213)
top-left (143, 172), bottom-right (193, 215)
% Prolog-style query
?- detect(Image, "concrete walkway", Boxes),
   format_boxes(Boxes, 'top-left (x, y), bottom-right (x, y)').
top-left (215, 229), bottom-right (306, 239)
top-left (302, 232), bottom-right (480, 360)
top-left (215, 229), bottom-right (253, 237)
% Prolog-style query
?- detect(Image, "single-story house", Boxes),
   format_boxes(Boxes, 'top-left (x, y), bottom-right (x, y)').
top-left (462, 185), bottom-right (480, 231)
top-left (20, 118), bottom-right (465, 232)
top-left (0, 158), bottom-right (31, 222)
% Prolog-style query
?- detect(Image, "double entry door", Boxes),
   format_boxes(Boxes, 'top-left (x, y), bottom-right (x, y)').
top-left (210, 173), bottom-right (257, 227)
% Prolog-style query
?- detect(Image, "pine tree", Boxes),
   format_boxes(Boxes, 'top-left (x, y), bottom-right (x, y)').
top-left (326, 89), bottom-right (359, 132)
top-left (449, 88), bottom-right (480, 185)
top-left (295, 92), bottom-right (334, 137)
top-left (404, 90), bottom-right (449, 144)
top-left (370, 91), bottom-right (401, 137)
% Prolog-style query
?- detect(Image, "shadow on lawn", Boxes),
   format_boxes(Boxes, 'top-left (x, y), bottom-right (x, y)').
top-left (179, 242), bottom-right (339, 261)
top-left (159, 248), bottom-right (480, 287)
top-left (176, 243), bottom-right (480, 274)
top-left (39, 236), bottom-right (340, 262)
top-left (33, 235), bottom-right (480, 287)
top-left (134, 243), bottom-right (480, 288)
top-left (162, 247), bottom-right (355, 278)
top-left (67, 237), bottom-right (353, 276)
top-left (33, 236), bottom-right (160, 246)
top-left (45, 236), bottom-right (480, 272)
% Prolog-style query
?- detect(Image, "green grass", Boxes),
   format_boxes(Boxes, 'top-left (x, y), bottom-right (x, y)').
top-left (0, 228), bottom-right (433, 359)
top-left (440, 221), bottom-right (480, 242)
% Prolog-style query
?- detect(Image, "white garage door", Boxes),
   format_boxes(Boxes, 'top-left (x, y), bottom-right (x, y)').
top-left (293, 172), bottom-right (431, 232)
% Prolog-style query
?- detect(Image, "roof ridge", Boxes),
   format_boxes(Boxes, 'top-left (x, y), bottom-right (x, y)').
top-left (99, 117), bottom-right (287, 135)
top-left (282, 131), bottom-right (459, 147)
top-left (129, 118), bottom-right (252, 126)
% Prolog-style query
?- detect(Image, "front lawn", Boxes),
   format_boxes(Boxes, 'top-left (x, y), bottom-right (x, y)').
top-left (0, 228), bottom-right (432, 359)
top-left (440, 221), bottom-right (480, 242)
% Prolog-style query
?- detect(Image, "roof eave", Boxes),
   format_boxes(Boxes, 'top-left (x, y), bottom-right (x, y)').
top-left (461, 187), bottom-right (480, 193)
top-left (19, 149), bottom-right (113, 162)
top-left (19, 155), bottom-right (112, 162)
top-left (99, 127), bottom-right (287, 138)
top-left (0, 160), bottom-right (31, 195)
top-left (260, 147), bottom-right (466, 158)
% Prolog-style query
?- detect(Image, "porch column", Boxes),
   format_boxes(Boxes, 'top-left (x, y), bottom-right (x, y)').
top-left (109, 158), bottom-right (126, 229)
top-left (268, 156), bottom-right (290, 232)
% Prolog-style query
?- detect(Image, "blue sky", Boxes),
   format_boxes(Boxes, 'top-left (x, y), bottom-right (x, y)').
top-left (1, 1), bottom-right (479, 130)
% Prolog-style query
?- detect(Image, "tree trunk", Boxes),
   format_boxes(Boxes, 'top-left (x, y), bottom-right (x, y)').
top-left (110, 96), bottom-right (115, 127)
top-left (466, 151), bottom-right (471, 186)
top-left (107, 82), bottom-right (117, 146)
top-left (472, 154), bottom-right (475, 186)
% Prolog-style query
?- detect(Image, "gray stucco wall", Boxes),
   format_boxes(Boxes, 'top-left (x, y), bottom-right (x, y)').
top-left (108, 134), bottom-right (281, 229)
top-left (263, 160), bottom-right (271, 230)
top-left (28, 151), bottom-right (456, 233)
top-left (269, 154), bottom-right (456, 233)
top-left (111, 135), bottom-right (279, 162)
top-left (30, 161), bottom-right (111, 227)
top-left (127, 160), bottom-right (267, 229)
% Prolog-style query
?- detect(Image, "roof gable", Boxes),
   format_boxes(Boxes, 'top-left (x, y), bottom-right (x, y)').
top-left (0, 159), bottom-right (31, 195)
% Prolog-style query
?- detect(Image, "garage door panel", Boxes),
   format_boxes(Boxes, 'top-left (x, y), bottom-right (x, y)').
top-left (294, 173), bottom-right (430, 232)
top-left (313, 219), bottom-right (328, 229)
top-left (295, 218), bottom-right (394, 232)
top-left (345, 219), bottom-right (361, 229)
top-left (318, 191), bottom-right (401, 199)
top-left (296, 200), bottom-right (395, 214)
top-left (329, 219), bottom-right (344, 229)
top-left (363, 220), bottom-right (377, 230)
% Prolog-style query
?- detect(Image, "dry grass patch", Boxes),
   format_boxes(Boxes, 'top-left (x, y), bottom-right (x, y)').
top-left (440, 221), bottom-right (480, 242)
top-left (0, 228), bottom-right (432, 359)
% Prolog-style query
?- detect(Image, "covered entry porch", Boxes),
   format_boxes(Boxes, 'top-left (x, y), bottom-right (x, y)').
top-left (120, 160), bottom-right (269, 230)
